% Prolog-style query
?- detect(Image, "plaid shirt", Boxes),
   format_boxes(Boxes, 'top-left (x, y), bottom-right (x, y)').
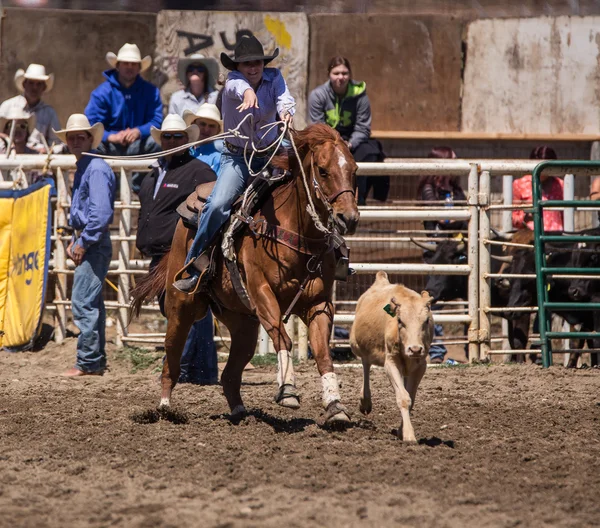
top-left (512, 174), bottom-right (564, 231)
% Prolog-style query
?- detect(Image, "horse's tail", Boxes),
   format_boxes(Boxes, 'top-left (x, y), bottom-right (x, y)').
top-left (129, 252), bottom-right (170, 319)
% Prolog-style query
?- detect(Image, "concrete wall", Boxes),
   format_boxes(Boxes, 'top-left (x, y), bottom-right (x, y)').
top-left (155, 10), bottom-right (309, 127)
top-left (0, 8), bottom-right (156, 127)
top-left (462, 16), bottom-right (600, 134)
top-left (308, 14), bottom-right (464, 131)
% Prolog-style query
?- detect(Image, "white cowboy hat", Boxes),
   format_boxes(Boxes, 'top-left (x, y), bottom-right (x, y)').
top-left (150, 113), bottom-right (199, 145)
top-left (0, 108), bottom-right (36, 134)
top-left (14, 64), bottom-right (54, 93)
top-left (52, 114), bottom-right (104, 149)
top-left (183, 104), bottom-right (222, 132)
top-left (177, 54), bottom-right (219, 91)
top-left (106, 43), bottom-right (152, 72)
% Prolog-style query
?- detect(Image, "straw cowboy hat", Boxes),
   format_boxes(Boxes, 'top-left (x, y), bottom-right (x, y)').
top-left (14, 64), bottom-right (54, 93)
top-left (183, 104), bottom-right (222, 132)
top-left (150, 114), bottom-right (199, 145)
top-left (177, 54), bottom-right (219, 90)
top-left (106, 43), bottom-right (152, 72)
top-left (0, 108), bottom-right (36, 134)
top-left (220, 35), bottom-right (279, 71)
top-left (52, 114), bottom-right (104, 149)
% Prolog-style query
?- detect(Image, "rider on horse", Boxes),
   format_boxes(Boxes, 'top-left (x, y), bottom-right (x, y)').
top-left (174, 35), bottom-right (295, 293)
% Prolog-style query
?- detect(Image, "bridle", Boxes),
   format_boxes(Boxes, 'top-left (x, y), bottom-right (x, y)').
top-left (308, 146), bottom-right (356, 210)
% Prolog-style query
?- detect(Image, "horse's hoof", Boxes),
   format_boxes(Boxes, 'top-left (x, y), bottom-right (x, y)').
top-left (275, 384), bottom-right (301, 409)
top-left (231, 404), bottom-right (247, 418)
top-left (324, 400), bottom-right (351, 423)
top-left (359, 399), bottom-right (372, 415)
top-left (278, 396), bottom-right (301, 409)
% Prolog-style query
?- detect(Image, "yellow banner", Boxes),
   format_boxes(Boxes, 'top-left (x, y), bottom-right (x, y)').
top-left (0, 180), bottom-right (54, 350)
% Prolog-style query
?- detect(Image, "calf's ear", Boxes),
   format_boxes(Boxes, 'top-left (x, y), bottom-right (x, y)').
top-left (421, 290), bottom-right (433, 307)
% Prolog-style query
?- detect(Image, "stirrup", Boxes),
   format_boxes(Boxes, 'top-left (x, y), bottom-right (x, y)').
top-left (173, 260), bottom-right (204, 295)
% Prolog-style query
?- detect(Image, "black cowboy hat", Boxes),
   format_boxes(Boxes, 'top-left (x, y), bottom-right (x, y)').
top-left (220, 35), bottom-right (279, 71)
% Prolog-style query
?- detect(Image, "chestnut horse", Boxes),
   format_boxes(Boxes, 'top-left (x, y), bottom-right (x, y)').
top-left (131, 124), bottom-right (360, 423)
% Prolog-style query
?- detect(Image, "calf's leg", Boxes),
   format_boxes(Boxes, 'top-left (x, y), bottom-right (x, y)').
top-left (384, 355), bottom-right (417, 443)
top-left (359, 360), bottom-right (372, 415)
top-left (404, 360), bottom-right (426, 412)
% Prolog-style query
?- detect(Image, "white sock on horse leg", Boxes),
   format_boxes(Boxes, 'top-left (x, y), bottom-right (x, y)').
top-left (321, 372), bottom-right (341, 407)
top-left (277, 349), bottom-right (296, 387)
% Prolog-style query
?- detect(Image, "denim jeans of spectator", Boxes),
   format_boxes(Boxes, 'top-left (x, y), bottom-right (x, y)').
top-left (97, 136), bottom-right (161, 193)
top-left (179, 309), bottom-right (219, 385)
top-left (428, 304), bottom-right (447, 361)
top-left (152, 255), bottom-right (218, 385)
top-left (71, 234), bottom-right (112, 373)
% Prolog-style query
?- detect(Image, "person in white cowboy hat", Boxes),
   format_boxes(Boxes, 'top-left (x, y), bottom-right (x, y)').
top-left (174, 35), bottom-right (295, 293)
top-left (136, 113), bottom-right (218, 384)
top-left (54, 114), bottom-right (117, 378)
top-left (183, 103), bottom-right (223, 173)
top-left (0, 63), bottom-right (61, 153)
top-left (0, 108), bottom-right (37, 155)
top-left (168, 53), bottom-right (220, 117)
top-left (84, 42), bottom-right (162, 188)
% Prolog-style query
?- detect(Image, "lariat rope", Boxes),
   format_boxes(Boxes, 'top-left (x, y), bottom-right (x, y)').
top-left (83, 113), bottom-right (332, 236)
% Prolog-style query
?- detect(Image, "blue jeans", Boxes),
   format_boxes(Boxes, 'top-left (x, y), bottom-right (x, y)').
top-left (179, 309), bottom-right (219, 384)
top-left (429, 305), bottom-right (447, 361)
top-left (185, 149), bottom-right (267, 266)
top-left (71, 234), bottom-right (112, 373)
top-left (97, 137), bottom-right (160, 193)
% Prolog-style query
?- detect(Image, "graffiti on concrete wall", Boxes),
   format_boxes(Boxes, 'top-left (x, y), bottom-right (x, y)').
top-left (176, 29), bottom-right (254, 55)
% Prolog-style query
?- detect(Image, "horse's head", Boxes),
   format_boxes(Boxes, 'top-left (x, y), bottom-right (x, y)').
top-left (293, 124), bottom-right (360, 235)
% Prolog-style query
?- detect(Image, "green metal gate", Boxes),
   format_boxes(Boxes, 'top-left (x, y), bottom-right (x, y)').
top-left (533, 161), bottom-right (600, 367)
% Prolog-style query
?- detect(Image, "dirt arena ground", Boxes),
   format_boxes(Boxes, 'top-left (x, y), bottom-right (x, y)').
top-left (1, 339), bottom-right (600, 528)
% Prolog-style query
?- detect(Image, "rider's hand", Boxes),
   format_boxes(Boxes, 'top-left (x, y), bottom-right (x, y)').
top-left (237, 89), bottom-right (259, 112)
top-left (283, 112), bottom-right (294, 126)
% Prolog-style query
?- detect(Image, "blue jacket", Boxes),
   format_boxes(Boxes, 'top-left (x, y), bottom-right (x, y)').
top-left (191, 139), bottom-right (223, 174)
top-left (70, 155), bottom-right (116, 250)
top-left (84, 69), bottom-right (163, 142)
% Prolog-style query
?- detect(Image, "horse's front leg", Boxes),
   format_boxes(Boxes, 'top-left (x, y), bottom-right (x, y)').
top-left (305, 301), bottom-right (351, 423)
top-left (247, 281), bottom-right (300, 409)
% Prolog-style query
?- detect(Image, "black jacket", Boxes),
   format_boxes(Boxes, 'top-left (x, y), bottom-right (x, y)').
top-left (136, 152), bottom-right (216, 257)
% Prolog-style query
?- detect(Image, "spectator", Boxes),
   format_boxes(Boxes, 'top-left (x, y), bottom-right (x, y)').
top-left (416, 146), bottom-right (467, 235)
top-left (308, 56), bottom-right (387, 206)
top-left (512, 146), bottom-right (563, 231)
top-left (55, 114), bottom-right (116, 377)
top-left (174, 35), bottom-right (295, 293)
top-left (169, 54), bottom-right (220, 116)
top-left (183, 103), bottom-right (223, 173)
top-left (84, 42), bottom-right (162, 191)
top-left (0, 63), bottom-right (61, 153)
top-left (417, 146), bottom-right (466, 364)
top-left (137, 114), bottom-right (218, 383)
top-left (0, 109), bottom-right (37, 155)
top-left (590, 177), bottom-right (600, 223)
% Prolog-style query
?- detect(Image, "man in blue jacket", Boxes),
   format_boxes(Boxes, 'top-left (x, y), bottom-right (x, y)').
top-left (85, 43), bottom-right (162, 190)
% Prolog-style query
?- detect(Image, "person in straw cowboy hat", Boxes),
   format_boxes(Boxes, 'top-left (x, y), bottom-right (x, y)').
top-left (84, 43), bottom-right (162, 176)
top-left (174, 35), bottom-right (295, 293)
top-left (183, 103), bottom-right (223, 173)
top-left (136, 114), bottom-right (218, 384)
top-left (0, 63), bottom-right (61, 153)
top-left (54, 114), bottom-right (117, 377)
top-left (168, 53), bottom-right (220, 117)
top-left (0, 108), bottom-right (37, 155)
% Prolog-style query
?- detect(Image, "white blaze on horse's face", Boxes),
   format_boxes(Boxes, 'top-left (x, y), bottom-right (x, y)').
top-left (337, 150), bottom-right (348, 171)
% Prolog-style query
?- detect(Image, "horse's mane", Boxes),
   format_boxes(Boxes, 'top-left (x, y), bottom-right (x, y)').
top-left (270, 124), bottom-right (342, 170)
top-left (291, 123), bottom-right (342, 152)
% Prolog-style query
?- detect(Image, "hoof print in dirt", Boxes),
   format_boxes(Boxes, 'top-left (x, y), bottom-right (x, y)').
top-left (418, 436), bottom-right (455, 448)
top-left (130, 407), bottom-right (189, 425)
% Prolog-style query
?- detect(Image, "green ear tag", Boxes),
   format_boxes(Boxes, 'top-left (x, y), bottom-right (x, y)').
top-left (383, 304), bottom-right (395, 317)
